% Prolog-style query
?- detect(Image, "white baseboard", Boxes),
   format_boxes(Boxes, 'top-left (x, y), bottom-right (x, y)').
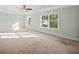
top-left (26, 28), bottom-right (79, 42)
top-left (51, 33), bottom-right (79, 42)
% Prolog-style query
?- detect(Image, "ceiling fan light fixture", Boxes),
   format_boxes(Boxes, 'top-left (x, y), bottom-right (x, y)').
top-left (19, 5), bottom-right (32, 12)
top-left (22, 9), bottom-right (27, 11)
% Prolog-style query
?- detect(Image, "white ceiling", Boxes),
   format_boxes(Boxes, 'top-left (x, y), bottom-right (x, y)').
top-left (0, 5), bottom-right (71, 15)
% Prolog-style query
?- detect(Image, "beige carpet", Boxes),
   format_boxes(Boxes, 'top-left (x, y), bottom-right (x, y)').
top-left (0, 29), bottom-right (79, 54)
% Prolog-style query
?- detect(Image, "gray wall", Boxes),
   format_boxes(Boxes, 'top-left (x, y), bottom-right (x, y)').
top-left (77, 7), bottom-right (79, 39)
top-left (25, 6), bottom-right (79, 41)
top-left (0, 12), bottom-right (24, 31)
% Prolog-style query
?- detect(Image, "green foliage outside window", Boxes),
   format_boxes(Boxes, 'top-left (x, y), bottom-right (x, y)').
top-left (41, 13), bottom-right (59, 29)
top-left (41, 15), bottom-right (48, 27)
top-left (49, 14), bottom-right (58, 28)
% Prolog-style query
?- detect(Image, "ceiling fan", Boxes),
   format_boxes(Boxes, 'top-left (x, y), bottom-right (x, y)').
top-left (19, 5), bottom-right (32, 11)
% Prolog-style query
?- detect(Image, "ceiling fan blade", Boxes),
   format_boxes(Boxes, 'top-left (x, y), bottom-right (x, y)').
top-left (19, 9), bottom-right (23, 11)
top-left (19, 5), bottom-right (32, 11)
top-left (26, 8), bottom-right (32, 10)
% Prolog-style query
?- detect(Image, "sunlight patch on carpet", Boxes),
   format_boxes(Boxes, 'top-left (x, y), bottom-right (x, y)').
top-left (1, 35), bottom-right (20, 39)
top-left (20, 34), bottom-right (39, 38)
top-left (17, 32), bottom-right (32, 35)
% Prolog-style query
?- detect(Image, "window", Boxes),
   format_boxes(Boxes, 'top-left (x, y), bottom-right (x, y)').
top-left (40, 12), bottom-right (59, 29)
top-left (49, 13), bottom-right (59, 29)
top-left (27, 16), bottom-right (31, 25)
top-left (41, 15), bottom-right (48, 27)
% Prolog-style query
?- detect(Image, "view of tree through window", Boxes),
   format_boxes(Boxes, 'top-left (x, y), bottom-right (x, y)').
top-left (41, 12), bottom-right (59, 29)
top-left (41, 15), bottom-right (48, 27)
top-left (49, 14), bottom-right (58, 28)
